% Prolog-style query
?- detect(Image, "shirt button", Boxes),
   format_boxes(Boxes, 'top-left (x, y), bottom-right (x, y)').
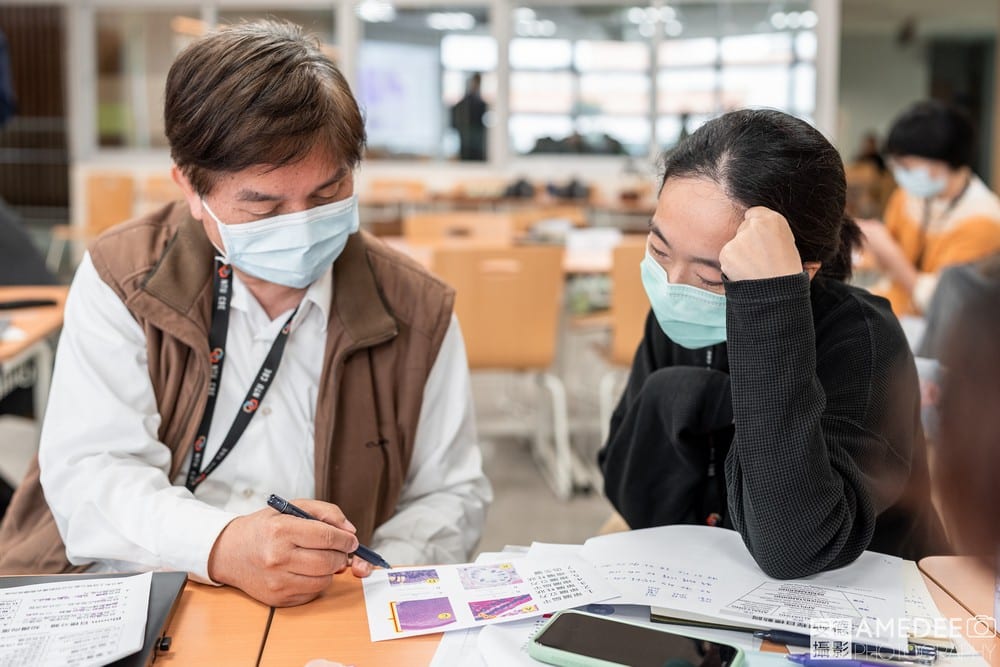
top-left (242, 488), bottom-right (254, 499)
top-left (262, 406), bottom-right (272, 416)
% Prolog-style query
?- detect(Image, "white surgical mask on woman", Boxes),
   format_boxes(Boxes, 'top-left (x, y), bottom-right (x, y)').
top-left (892, 165), bottom-right (948, 200)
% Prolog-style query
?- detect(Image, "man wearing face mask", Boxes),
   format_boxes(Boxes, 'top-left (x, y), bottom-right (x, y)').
top-left (0, 21), bottom-right (491, 607)
top-left (858, 100), bottom-right (1000, 317)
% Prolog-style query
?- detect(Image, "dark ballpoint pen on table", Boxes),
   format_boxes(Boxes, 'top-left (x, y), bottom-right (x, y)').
top-left (267, 494), bottom-right (392, 569)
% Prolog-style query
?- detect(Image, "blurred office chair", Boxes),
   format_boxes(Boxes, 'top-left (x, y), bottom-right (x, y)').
top-left (598, 238), bottom-right (648, 445)
top-left (404, 211), bottom-right (514, 246)
top-left (359, 178), bottom-right (430, 237)
top-left (510, 204), bottom-right (588, 237)
top-left (138, 173), bottom-right (184, 214)
top-left (366, 178), bottom-right (429, 204)
top-left (431, 244), bottom-right (579, 499)
top-left (47, 172), bottom-right (135, 273)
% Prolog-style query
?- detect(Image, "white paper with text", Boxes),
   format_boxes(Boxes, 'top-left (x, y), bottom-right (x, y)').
top-left (362, 558), bottom-right (619, 641)
top-left (0, 572), bottom-right (151, 667)
top-left (580, 525), bottom-right (907, 650)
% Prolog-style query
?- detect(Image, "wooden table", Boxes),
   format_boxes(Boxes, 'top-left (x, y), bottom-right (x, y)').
top-left (258, 574), bottom-right (440, 667)
top-left (157, 582), bottom-right (272, 666)
top-left (921, 571), bottom-right (1000, 665)
top-left (920, 556), bottom-right (996, 631)
top-left (0, 285), bottom-right (68, 419)
top-left (256, 571), bottom-right (1000, 666)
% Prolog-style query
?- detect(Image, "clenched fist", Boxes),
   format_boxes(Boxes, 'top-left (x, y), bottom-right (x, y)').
top-left (718, 207), bottom-right (805, 282)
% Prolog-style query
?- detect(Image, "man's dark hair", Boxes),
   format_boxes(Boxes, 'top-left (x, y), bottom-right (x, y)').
top-left (660, 108), bottom-right (860, 282)
top-left (885, 100), bottom-right (975, 169)
top-left (165, 20), bottom-right (366, 196)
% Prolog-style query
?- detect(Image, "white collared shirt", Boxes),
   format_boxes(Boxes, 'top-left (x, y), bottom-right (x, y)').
top-left (38, 252), bottom-right (491, 581)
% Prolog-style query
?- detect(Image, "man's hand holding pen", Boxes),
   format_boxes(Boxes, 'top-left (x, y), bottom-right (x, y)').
top-left (207, 498), bottom-right (373, 607)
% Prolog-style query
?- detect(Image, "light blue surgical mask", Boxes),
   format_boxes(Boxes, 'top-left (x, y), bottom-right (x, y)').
top-left (202, 195), bottom-right (359, 288)
top-left (892, 166), bottom-right (948, 199)
top-left (640, 250), bottom-right (727, 349)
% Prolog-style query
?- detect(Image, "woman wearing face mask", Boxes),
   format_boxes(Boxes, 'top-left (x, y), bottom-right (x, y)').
top-left (858, 100), bottom-right (1000, 317)
top-left (599, 109), bottom-right (948, 579)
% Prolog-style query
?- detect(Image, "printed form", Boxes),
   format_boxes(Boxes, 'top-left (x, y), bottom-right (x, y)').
top-left (362, 557), bottom-right (619, 641)
top-left (0, 572), bottom-right (151, 667)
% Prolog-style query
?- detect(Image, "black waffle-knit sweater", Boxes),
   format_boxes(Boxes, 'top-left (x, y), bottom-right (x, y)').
top-left (599, 272), bottom-right (948, 579)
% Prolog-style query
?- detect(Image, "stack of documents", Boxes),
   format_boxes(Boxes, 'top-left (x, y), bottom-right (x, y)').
top-left (362, 525), bottom-right (982, 667)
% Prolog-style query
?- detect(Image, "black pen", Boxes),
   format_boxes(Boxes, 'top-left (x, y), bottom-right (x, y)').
top-left (753, 630), bottom-right (938, 662)
top-left (266, 494), bottom-right (392, 569)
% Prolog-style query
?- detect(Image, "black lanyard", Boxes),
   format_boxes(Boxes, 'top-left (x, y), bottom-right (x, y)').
top-left (185, 260), bottom-right (298, 492)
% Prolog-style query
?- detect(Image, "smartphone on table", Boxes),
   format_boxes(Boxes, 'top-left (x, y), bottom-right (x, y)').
top-left (528, 610), bottom-right (746, 667)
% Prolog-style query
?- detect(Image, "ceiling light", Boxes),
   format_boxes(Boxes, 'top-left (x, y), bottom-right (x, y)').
top-left (626, 7), bottom-right (646, 24)
top-left (357, 0), bottom-right (395, 23)
top-left (426, 12), bottom-right (476, 31)
top-left (515, 7), bottom-right (536, 22)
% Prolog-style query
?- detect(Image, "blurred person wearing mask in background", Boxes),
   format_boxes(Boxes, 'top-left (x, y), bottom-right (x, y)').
top-left (858, 101), bottom-right (1000, 317)
top-left (0, 21), bottom-right (490, 607)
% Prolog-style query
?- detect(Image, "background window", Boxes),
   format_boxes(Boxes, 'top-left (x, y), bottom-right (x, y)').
top-left (656, 0), bottom-right (817, 151)
top-left (216, 8), bottom-right (336, 43)
top-left (510, 6), bottom-right (653, 157)
top-left (95, 8), bottom-right (200, 148)
top-left (359, 7), bottom-right (495, 161)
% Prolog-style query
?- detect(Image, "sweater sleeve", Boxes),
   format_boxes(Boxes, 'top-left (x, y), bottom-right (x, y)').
top-left (723, 273), bottom-right (915, 579)
top-left (604, 310), bottom-right (664, 450)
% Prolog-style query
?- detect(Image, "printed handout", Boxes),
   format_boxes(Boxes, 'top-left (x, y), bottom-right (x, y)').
top-left (0, 572), bottom-right (151, 667)
top-left (362, 557), bottom-right (619, 641)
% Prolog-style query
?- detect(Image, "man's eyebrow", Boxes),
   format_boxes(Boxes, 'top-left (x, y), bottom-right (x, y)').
top-left (234, 167), bottom-right (349, 203)
top-left (647, 218), bottom-right (722, 271)
top-left (311, 167), bottom-right (349, 194)
top-left (235, 189), bottom-right (281, 203)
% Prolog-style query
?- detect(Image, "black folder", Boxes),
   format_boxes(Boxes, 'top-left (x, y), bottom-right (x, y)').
top-left (0, 570), bottom-right (188, 666)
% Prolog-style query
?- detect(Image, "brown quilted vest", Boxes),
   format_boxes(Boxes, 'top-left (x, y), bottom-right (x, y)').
top-left (0, 201), bottom-right (455, 573)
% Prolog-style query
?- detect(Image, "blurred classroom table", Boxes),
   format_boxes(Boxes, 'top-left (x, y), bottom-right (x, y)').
top-left (0, 285), bottom-right (68, 419)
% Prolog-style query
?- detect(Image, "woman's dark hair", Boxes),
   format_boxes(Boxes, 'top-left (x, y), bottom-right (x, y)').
top-left (885, 100), bottom-right (975, 169)
top-left (660, 108), bottom-right (860, 282)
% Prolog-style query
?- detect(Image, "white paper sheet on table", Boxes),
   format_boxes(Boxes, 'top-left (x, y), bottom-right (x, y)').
top-left (427, 547), bottom-right (530, 665)
top-left (580, 525), bottom-right (908, 651)
top-left (363, 557), bottom-right (619, 641)
top-left (901, 561), bottom-right (982, 663)
top-left (0, 571), bottom-right (152, 667)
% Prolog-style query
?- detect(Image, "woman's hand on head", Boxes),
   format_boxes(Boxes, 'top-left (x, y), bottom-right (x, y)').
top-left (719, 207), bottom-right (805, 282)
